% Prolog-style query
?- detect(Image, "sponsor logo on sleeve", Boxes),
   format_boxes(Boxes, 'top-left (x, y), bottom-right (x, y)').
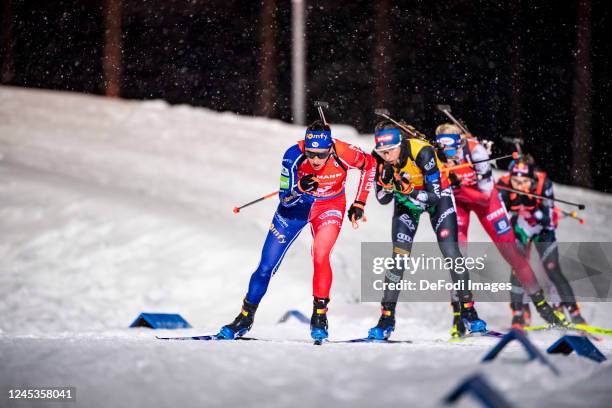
top-left (486, 207), bottom-right (506, 221)
top-left (494, 218), bottom-right (511, 235)
top-left (280, 175), bottom-right (290, 189)
top-left (424, 158), bottom-right (436, 171)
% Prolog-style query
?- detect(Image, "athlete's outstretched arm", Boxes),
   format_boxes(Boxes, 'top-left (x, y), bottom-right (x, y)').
top-left (335, 141), bottom-right (376, 204)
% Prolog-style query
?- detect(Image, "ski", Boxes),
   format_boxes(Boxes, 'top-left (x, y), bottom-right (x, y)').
top-left (156, 335), bottom-right (258, 341)
top-left (523, 325), bottom-right (550, 331)
top-left (330, 338), bottom-right (413, 344)
top-left (573, 323), bottom-right (612, 336)
top-left (462, 329), bottom-right (505, 338)
top-left (449, 329), bottom-right (505, 342)
top-left (523, 324), bottom-right (604, 341)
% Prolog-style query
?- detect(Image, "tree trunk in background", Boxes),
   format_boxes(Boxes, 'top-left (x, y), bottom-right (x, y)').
top-left (509, 0), bottom-right (522, 141)
top-left (291, 0), bottom-right (305, 125)
top-left (103, 0), bottom-right (122, 97)
top-left (373, 0), bottom-right (392, 109)
top-left (1, 0), bottom-right (15, 84)
top-left (255, 0), bottom-right (277, 117)
top-left (571, 0), bottom-right (593, 187)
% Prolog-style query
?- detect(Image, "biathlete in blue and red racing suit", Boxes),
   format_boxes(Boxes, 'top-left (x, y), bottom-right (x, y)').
top-left (218, 120), bottom-right (375, 341)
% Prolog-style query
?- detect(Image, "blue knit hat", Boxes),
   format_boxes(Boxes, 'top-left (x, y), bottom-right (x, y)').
top-left (304, 129), bottom-right (333, 149)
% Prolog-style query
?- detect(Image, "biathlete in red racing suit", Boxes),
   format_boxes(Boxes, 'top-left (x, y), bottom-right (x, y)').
top-left (218, 120), bottom-right (375, 341)
top-left (498, 159), bottom-right (586, 328)
top-left (366, 120), bottom-right (487, 341)
top-left (435, 123), bottom-right (566, 326)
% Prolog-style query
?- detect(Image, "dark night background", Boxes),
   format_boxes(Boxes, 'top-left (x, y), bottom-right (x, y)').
top-left (1, 0), bottom-right (610, 191)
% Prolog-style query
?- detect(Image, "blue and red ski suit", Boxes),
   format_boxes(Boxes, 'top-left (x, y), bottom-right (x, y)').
top-left (245, 139), bottom-right (375, 304)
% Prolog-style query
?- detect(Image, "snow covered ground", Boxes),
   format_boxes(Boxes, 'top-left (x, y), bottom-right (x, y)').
top-left (1, 86), bottom-right (611, 407)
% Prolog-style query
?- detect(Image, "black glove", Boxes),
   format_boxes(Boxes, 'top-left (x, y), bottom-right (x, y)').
top-left (393, 173), bottom-right (414, 195)
top-left (448, 172), bottom-right (461, 187)
top-left (347, 201), bottom-right (366, 222)
top-left (534, 208), bottom-right (552, 229)
top-left (435, 144), bottom-right (449, 162)
top-left (299, 174), bottom-right (319, 193)
top-left (376, 162), bottom-right (395, 188)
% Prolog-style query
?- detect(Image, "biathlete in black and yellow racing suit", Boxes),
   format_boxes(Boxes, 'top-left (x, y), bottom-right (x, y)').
top-left (366, 120), bottom-right (487, 340)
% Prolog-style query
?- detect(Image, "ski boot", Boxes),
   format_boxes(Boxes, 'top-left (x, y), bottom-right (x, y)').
top-left (217, 299), bottom-right (258, 339)
top-left (368, 302), bottom-right (396, 340)
top-left (450, 301), bottom-right (466, 338)
top-left (310, 297), bottom-right (330, 342)
top-left (523, 303), bottom-right (532, 326)
top-left (531, 290), bottom-right (568, 326)
top-left (564, 302), bottom-right (587, 324)
top-left (510, 303), bottom-right (531, 330)
top-left (460, 301), bottom-right (487, 334)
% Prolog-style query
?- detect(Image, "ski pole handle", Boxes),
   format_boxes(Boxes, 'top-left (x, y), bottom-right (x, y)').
top-left (233, 190), bottom-right (279, 214)
top-left (496, 185), bottom-right (586, 210)
top-left (470, 152), bottom-right (519, 165)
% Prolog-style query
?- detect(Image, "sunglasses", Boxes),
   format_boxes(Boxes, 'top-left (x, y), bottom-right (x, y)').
top-left (305, 150), bottom-right (331, 159)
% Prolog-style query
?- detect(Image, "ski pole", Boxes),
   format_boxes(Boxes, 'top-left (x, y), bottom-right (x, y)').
top-left (409, 152), bottom-right (519, 180)
top-left (233, 190), bottom-right (279, 214)
top-left (447, 152), bottom-right (519, 170)
top-left (553, 207), bottom-right (585, 224)
top-left (496, 185), bottom-right (586, 210)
